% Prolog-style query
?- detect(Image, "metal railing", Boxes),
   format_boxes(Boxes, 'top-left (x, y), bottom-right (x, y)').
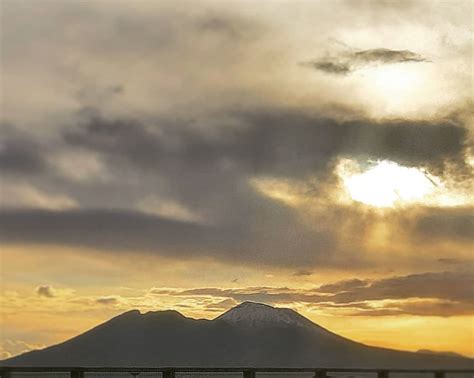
top-left (1, 367), bottom-right (473, 378)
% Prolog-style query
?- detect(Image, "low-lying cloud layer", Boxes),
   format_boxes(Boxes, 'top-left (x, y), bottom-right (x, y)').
top-left (151, 270), bottom-right (474, 317)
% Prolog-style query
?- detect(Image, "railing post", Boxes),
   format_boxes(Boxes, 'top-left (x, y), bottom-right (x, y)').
top-left (0, 370), bottom-right (12, 378)
top-left (71, 369), bottom-right (85, 378)
top-left (434, 372), bottom-right (445, 378)
top-left (314, 370), bottom-right (327, 378)
top-left (163, 370), bottom-right (176, 378)
top-left (378, 371), bottom-right (389, 378)
top-left (243, 370), bottom-right (256, 378)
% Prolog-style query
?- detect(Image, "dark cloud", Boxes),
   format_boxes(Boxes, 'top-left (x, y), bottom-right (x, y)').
top-left (317, 278), bottom-right (369, 293)
top-left (354, 48), bottom-right (427, 64)
top-left (303, 48), bottom-right (428, 75)
top-left (303, 61), bottom-right (351, 75)
top-left (65, 110), bottom-right (468, 179)
top-left (195, 15), bottom-right (259, 41)
top-left (203, 298), bottom-right (238, 311)
top-left (437, 258), bottom-right (468, 265)
top-left (350, 300), bottom-right (474, 317)
top-left (0, 208), bottom-right (235, 255)
top-left (0, 125), bottom-right (46, 174)
top-left (95, 296), bottom-right (119, 305)
top-left (36, 285), bottom-right (55, 298)
top-left (328, 270), bottom-right (474, 305)
top-left (293, 270), bottom-right (313, 276)
top-left (0, 208), bottom-right (334, 268)
top-left (413, 207), bottom-right (474, 242)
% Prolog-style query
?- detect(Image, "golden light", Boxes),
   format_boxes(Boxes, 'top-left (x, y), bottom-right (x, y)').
top-left (369, 65), bottom-right (421, 93)
top-left (357, 64), bottom-right (428, 116)
top-left (339, 160), bottom-right (435, 208)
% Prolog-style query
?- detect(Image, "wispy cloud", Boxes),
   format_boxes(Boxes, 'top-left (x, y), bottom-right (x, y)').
top-left (303, 48), bottom-right (428, 75)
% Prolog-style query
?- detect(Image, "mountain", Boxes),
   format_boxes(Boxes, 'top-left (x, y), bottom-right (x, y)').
top-left (2, 302), bottom-right (473, 368)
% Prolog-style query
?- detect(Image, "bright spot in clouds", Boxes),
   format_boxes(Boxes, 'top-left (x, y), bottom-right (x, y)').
top-left (369, 65), bottom-right (422, 94)
top-left (358, 64), bottom-right (430, 116)
top-left (340, 160), bottom-right (435, 207)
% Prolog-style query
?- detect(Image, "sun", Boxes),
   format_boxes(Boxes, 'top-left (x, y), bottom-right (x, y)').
top-left (369, 65), bottom-right (421, 93)
top-left (357, 64), bottom-right (427, 116)
top-left (338, 160), bottom-right (435, 208)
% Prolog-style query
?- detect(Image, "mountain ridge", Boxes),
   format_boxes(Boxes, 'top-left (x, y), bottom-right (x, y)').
top-left (2, 302), bottom-right (473, 368)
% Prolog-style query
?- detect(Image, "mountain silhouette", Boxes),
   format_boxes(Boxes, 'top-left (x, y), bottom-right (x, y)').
top-left (3, 302), bottom-right (473, 368)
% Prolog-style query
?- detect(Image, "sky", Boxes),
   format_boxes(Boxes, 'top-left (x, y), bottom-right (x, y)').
top-left (0, 0), bottom-right (473, 360)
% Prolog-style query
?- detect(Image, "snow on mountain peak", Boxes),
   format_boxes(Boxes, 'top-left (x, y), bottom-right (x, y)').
top-left (216, 301), bottom-right (315, 329)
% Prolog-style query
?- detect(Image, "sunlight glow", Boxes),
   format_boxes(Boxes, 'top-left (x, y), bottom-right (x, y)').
top-left (357, 64), bottom-right (430, 116)
top-left (339, 160), bottom-right (435, 207)
top-left (369, 65), bottom-right (421, 94)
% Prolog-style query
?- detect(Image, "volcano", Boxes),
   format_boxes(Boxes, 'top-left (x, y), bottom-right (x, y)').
top-left (3, 302), bottom-right (473, 368)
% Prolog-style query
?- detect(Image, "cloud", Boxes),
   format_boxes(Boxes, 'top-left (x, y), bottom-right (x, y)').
top-left (1, 183), bottom-right (78, 211)
top-left (0, 208), bottom-right (334, 267)
top-left (303, 61), bottom-right (351, 75)
top-left (438, 258), bottom-right (468, 265)
top-left (303, 48), bottom-right (428, 75)
top-left (64, 110), bottom-right (468, 180)
top-left (95, 296), bottom-right (120, 305)
top-left (0, 125), bottom-right (46, 175)
top-left (293, 270), bottom-right (313, 276)
top-left (36, 285), bottom-right (56, 298)
top-left (151, 270), bottom-right (474, 317)
top-left (327, 270), bottom-right (474, 305)
top-left (0, 1), bottom-right (471, 276)
top-left (136, 196), bottom-right (204, 224)
top-left (195, 14), bottom-right (261, 41)
top-left (317, 278), bottom-right (369, 293)
top-left (413, 207), bottom-right (474, 242)
top-left (354, 48), bottom-right (428, 64)
top-left (203, 298), bottom-right (238, 311)
top-left (0, 339), bottom-right (45, 360)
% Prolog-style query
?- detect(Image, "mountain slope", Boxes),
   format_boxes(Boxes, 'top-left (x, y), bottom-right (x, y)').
top-left (3, 302), bottom-right (473, 368)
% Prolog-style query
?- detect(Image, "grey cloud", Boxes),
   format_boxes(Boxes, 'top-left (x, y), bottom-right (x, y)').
top-left (302, 61), bottom-right (351, 75)
top-left (203, 298), bottom-right (238, 311)
top-left (36, 285), bottom-right (55, 298)
top-left (354, 48), bottom-right (427, 64)
top-left (95, 296), bottom-right (119, 305)
top-left (350, 300), bottom-right (474, 317)
top-left (195, 14), bottom-right (261, 41)
top-left (5, 109), bottom-right (467, 200)
top-left (328, 270), bottom-right (474, 304)
top-left (438, 258), bottom-right (469, 265)
top-left (413, 207), bottom-right (474, 242)
top-left (65, 110), bottom-right (468, 178)
top-left (150, 287), bottom-right (299, 306)
top-left (0, 208), bottom-right (334, 268)
top-left (293, 270), bottom-right (313, 276)
top-left (304, 48), bottom-right (428, 75)
top-left (317, 279), bottom-right (369, 293)
top-left (0, 208), bottom-right (237, 256)
top-left (0, 125), bottom-right (46, 175)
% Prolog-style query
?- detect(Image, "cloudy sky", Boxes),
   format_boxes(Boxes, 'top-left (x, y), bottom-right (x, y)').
top-left (1, 0), bottom-right (473, 359)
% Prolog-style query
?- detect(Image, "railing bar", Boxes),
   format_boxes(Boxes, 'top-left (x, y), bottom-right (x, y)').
top-left (1, 367), bottom-right (474, 374)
